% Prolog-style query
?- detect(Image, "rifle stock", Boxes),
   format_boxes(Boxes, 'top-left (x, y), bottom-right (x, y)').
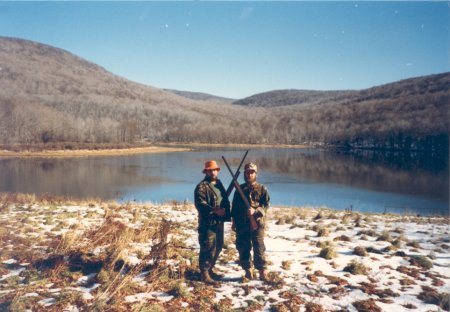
top-left (222, 156), bottom-right (258, 231)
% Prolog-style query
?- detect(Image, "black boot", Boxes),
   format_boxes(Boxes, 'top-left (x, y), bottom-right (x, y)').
top-left (201, 270), bottom-right (219, 285)
top-left (209, 268), bottom-right (224, 281)
top-left (259, 269), bottom-right (268, 282)
top-left (244, 268), bottom-right (253, 280)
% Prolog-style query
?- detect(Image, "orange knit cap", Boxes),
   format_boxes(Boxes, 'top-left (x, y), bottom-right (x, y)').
top-left (203, 160), bottom-right (221, 173)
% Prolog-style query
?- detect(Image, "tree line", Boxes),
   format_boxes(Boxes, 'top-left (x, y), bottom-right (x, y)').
top-left (0, 85), bottom-right (448, 153)
top-left (0, 37), bottom-right (448, 153)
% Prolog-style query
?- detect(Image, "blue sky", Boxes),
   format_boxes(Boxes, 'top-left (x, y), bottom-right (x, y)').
top-left (1, 1), bottom-right (449, 98)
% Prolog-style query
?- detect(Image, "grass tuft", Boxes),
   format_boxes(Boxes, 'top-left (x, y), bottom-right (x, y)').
top-left (407, 241), bottom-right (421, 249)
top-left (264, 271), bottom-right (285, 289)
top-left (316, 227), bottom-right (330, 237)
top-left (281, 260), bottom-right (292, 270)
top-left (376, 230), bottom-right (392, 242)
top-left (417, 286), bottom-right (449, 310)
top-left (319, 243), bottom-right (338, 260)
top-left (357, 229), bottom-right (378, 237)
top-left (344, 260), bottom-right (370, 275)
top-left (353, 246), bottom-right (368, 257)
top-left (334, 235), bottom-right (351, 242)
top-left (314, 211), bottom-right (325, 221)
top-left (409, 255), bottom-right (433, 269)
top-left (352, 298), bottom-right (381, 312)
top-left (168, 281), bottom-right (191, 298)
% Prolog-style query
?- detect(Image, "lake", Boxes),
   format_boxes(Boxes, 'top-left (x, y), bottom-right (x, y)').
top-left (0, 147), bottom-right (448, 216)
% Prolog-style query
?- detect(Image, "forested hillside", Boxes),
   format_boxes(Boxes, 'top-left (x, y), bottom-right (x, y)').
top-left (245, 73), bottom-right (449, 151)
top-left (0, 37), bottom-right (448, 152)
top-left (0, 37), bottom-right (256, 147)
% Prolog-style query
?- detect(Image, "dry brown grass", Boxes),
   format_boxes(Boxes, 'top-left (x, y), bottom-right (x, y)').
top-left (344, 260), bottom-right (370, 275)
top-left (0, 195), bottom-right (198, 311)
top-left (0, 146), bottom-right (191, 158)
top-left (319, 241), bottom-right (338, 260)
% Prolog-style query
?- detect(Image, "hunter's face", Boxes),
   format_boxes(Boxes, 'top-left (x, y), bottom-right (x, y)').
top-left (244, 170), bottom-right (257, 184)
top-left (205, 169), bottom-right (219, 180)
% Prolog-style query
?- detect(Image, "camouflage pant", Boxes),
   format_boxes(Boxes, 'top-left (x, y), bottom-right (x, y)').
top-left (235, 227), bottom-right (267, 270)
top-left (198, 223), bottom-right (224, 271)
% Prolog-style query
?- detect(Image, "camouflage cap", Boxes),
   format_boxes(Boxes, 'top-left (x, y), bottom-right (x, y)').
top-left (244, 162), bottom-right (257, 172)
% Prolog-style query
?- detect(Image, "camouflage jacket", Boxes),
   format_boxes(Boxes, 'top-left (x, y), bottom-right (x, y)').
top-left (194, 177), bottom-right (231, 227)
top-left (231, 182), bottom-right (270, 230)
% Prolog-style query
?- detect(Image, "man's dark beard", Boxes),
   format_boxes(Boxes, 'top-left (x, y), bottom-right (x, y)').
top-left (245, 176), bottom-right (256, 184)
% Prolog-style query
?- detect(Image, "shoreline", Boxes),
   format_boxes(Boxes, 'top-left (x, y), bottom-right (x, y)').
top-left (0, 146), bottom-right (192, 158)
top-left (1, 192), bottom-right (448, 218)
top-left (0, 142), bottom-right (311, 158)
top-left (162, 142), bottom-right (312, 149)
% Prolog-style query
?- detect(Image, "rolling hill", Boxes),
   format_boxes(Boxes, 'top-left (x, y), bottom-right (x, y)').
top-left (233, 89), bottom-right (359, 107)
top-left (0, 36), bottom-right (448, 152)
top-left (0, 37), bottom-right (255, 147)
top-left (163, 89), bottom-right (235, 104)
top-left (234, 74), bottom-right (449, 109)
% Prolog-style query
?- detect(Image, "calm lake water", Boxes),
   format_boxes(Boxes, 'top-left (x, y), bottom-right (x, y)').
top-left (0, 148), bottom-right (448, 216)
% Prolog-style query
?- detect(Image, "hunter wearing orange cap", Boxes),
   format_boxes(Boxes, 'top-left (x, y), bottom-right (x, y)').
top-left (194, 160), bottom-right (231, 285)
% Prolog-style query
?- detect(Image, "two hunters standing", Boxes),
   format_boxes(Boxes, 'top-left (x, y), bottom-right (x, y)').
top-left (194, 158), bottom-right (270, 284)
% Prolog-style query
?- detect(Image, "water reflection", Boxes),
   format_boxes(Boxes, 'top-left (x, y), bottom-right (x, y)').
top-left (0, 148), bottom-right (447, 216)
top-left (253, 149), bottom-right (448, 200)
top-left (0, 157), bottom-right (170, 199)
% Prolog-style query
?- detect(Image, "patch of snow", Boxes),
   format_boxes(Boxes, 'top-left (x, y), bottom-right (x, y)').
top-left (81, 292), bottom-right (94, 300)
top-left (63, 305), bottom-right (80, 312)
top-left (125, 292), bottom-right (174, 303)
top-left (1, 268), bottom-right (25, 281)
top-left (23, 292), bottom-right (39, 297)
top-left (150, 291), bottom-right (174, 302)
top-left (0, 290), bottom-right (14, 295)
top-left (38, 297), bottom-right (56, 306)
top-left (125, 292), bottom-right (155, 303)
top-left (126, 254), bottom-right (141, 266)
top-left (2, 259), bottom-right (18, 264)
top-left (77, 273), bottom-right (97, 285)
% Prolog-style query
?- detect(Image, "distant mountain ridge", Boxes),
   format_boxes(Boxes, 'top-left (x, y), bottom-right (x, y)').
top-left (233, 89), bottom-right (358, 107)
top-left (233, 73), bottom-right (449, 108)
top-left (164, 89), bottom-right (235, 104)
top-left (0, 36), bottom-right (448, 152)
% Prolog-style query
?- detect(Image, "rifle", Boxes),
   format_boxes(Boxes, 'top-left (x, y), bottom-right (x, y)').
top-left (222, 155), bottom-right (258, 231)
top-left (225, 150), bottom-right (249, 197)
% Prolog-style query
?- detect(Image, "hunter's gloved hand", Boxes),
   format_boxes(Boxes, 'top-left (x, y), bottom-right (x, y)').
top-left (213, 206), bottom-right (225, 217)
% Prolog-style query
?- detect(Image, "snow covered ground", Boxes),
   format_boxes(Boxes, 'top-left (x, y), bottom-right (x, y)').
top-left (0, 196), bottom-right (448, 311)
